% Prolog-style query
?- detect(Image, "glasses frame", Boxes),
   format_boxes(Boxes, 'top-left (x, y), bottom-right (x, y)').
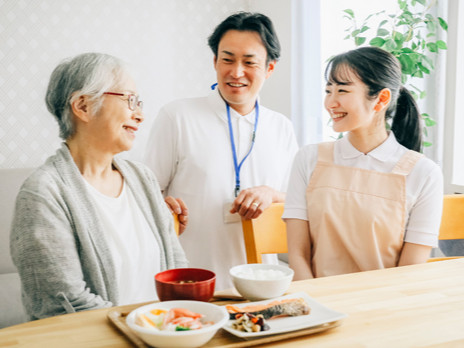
top-left (103, 92), bottom-right (143, 111)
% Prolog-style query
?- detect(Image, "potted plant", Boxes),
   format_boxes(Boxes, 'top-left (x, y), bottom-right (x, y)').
top-left (343, 0), bottom-right (448, 147)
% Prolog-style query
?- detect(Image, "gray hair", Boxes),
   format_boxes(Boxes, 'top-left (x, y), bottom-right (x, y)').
top-left (45, 52), bottom-right (129, 140)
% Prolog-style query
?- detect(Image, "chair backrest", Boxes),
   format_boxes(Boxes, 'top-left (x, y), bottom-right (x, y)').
top-left (241, 203), bottom-right (287, 263)
top-left (172, 212), bottom-right (180, 236)
top-left (438, 194), bottom-right (464, 240)
top-left (428, 194), bottom-right (464, 262)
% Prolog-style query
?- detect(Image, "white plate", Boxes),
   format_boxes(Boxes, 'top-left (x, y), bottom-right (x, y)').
top-left (222, 292), bottom-right (347, 338)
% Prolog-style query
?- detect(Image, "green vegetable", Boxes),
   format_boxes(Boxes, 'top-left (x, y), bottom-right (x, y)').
top-left (175, 326), bottom-right (191, 331)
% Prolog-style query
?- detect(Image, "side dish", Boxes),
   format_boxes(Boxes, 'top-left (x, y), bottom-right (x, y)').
top-left (231, 313), bottom-right (270, 332)
top-left (136, 307), bottom-right (213, 331)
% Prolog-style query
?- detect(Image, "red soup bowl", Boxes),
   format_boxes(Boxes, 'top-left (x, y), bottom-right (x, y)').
top-left (155, 268), bottom-right (216, 302)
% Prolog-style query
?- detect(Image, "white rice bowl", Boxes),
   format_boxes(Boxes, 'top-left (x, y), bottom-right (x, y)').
top-left (230, 263), bottom-right (294, 301)
top-left (126, 300), bottom-right (228, 348)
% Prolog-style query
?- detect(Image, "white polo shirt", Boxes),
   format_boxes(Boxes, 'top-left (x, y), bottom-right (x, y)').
top-left (283, 133), bottom-right (443, 247)
top-left (145, 89), bottom-right (299, 290)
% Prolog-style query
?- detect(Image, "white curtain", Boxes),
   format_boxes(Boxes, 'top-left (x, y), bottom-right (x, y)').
top-left (423, 0), bottom-right (448, 166)
top-left (291, 0), bottom-right (323, 147)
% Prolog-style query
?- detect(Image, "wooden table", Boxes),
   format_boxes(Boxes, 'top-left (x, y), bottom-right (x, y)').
top-left (1, 259), bottom-right (464, 347)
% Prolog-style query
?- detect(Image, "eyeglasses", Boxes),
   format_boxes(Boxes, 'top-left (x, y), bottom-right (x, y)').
top-left (103, 92), bottom-right (143, 111)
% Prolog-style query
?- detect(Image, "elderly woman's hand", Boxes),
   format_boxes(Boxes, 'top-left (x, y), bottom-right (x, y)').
top-left (164, 196), bottom-right (188, 235)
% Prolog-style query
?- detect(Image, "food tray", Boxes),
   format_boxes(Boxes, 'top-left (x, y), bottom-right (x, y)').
top-left (107, 308), bottom-right (342, 347)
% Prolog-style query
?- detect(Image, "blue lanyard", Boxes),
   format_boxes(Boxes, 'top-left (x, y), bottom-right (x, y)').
top-left (226, 101), bottom-right (259, 197)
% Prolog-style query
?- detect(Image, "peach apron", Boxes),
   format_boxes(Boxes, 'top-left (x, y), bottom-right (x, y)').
top-left (306, 142), bottom-right (423, 277)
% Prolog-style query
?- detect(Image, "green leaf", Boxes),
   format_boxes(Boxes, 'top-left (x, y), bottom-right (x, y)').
top-left (424, 118), bottom-right (437, 127)
top-left (355, 37), bottom-right (366, 46)
top-left (423, 141), bottom-right (432, 147)
top-left (427, 42), bottom-right (438, 52)
top-left (360, 25), bottom-right (370, 33)
top-left (418, 62), bottom-right (430, 75)
top-left (416, 0), bottom-right (426, 5)
top-left (398, 54), bottom-right (414, 74)
top-left (437, 40), bottom-right (447, 49)
top-left (377, 28), bottom-right (389, 36)
top-left (370, 37), bottom-right (386, 47)
top-left (401, 47), bottom-right (414, 53)
top-left (425, 14), bottom-right (434, 21)
top-left (398, 0), bottom-right (407, 10)
top-left (426, 20), bottom-right (436, 34)
top-left (344, 34), bottom-right (351, 40)
top-left (352, 29), bottom-right (361, 37)
top-left (421, 55), bottom-right (434, 69)
top-left (344, 9), bottom-right (355, 18)
top-left (393, 31), bottom-right (404, 41)
top-left (385, 39), bottom-right (397, 51)
top-left (438, 17), bottom-right (448, 31)
top-left (400, 11), bottom-right (414, 22)
top-left (420, 90), bottom-right (427, 99)
top-left (378, 19), bottom-right (388, 28)
top-left (401, 74), bottom-right (408, 84)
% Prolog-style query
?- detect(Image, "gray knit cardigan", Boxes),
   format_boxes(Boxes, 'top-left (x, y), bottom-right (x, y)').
top-left (10, 144), bottom-right (188, 320)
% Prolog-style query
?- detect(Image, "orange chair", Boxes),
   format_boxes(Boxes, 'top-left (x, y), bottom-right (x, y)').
top-left (172, 213), bottom-right (180, 236)
top-left (241, 203), bottom-right (287, 263)
top-left (428, 194), bottom-right (464, 262)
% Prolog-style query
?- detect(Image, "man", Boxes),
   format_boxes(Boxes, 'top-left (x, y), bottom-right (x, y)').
top-left (145, 12), bottom-right (298, 289)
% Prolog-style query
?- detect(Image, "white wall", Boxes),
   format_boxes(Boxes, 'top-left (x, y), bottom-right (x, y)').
top-left (0, 0), bottom-right (253, 168)
top-left (248, 0), bottom-right (292, 119)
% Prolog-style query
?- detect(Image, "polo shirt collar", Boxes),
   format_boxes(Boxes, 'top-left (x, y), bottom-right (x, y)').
top-left (208, 88), bottom-right (258, 125)
top-left (340, 132), bottom-right (399, 161)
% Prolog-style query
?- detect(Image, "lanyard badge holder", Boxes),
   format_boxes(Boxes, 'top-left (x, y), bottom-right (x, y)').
top-left (211, 83), bottom-right (260, 223)
top-left (211, 82), bottom-right (260, 197)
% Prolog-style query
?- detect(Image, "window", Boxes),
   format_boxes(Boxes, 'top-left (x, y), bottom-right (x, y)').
top-left (444, 0), bottom-right (464, 193)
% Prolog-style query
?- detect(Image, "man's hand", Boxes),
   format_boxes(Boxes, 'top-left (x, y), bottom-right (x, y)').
top-left (230, 186), bottom-right (284, 220)
top-left (164, 196), bottom-right (188, 235)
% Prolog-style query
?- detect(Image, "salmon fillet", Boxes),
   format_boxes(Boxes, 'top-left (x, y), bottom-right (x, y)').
top-left (226, 298), bottom-right (310, 320)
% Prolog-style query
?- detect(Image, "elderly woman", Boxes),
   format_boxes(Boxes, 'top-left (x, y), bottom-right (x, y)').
top-left (10, 52), bottom-right (187, 320)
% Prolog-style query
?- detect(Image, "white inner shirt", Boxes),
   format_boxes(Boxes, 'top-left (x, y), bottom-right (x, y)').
top-left (84, 179), bottom-right (160, 305)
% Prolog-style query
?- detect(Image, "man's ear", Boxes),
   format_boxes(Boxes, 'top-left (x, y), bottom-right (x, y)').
top-left (375, 88), bottom-right (391, 112)
top-left (213, 55), bottom-right (218, 70)
top-left (265, 60), bottom-right (276, 79)
top-left (70, 94), bottom-right (91, 122)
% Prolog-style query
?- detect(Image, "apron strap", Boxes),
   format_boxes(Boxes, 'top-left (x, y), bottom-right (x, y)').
top-left (317, 142), bottom-right (335, 164)
top-left (391, 150), bottom-right (424, 175)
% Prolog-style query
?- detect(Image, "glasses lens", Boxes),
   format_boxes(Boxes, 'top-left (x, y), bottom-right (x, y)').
top-left (137, 100), bottom-right (143, 110)
top-left (128, 95), bottom-right (136, 110)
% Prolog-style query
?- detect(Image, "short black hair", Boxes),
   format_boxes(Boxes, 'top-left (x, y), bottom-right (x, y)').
top-left (208, 12), bottom-right (281, 64)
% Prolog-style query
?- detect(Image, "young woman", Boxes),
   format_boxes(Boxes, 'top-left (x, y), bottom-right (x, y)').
top-left (283, 47), bottom-right (443, 280)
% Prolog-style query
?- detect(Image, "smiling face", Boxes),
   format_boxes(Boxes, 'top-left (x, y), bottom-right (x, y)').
top-left (324, 66), bottom-right (384, 135)
top-left (90, 75), bottom-right (144, 154)
top-left (214, 30), bottom-right (275, 115)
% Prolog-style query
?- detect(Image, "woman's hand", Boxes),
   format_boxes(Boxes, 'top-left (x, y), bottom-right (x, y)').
top-left (164, 196), bottom-right (188, 235)
top-left (286, 218), bottom-right (315, 280)
top-left (229, 185), bottom-right (285, 220)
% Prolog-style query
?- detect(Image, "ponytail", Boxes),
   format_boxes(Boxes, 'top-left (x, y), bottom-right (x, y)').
top-left (391, 86), bottom-right (422, 152)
